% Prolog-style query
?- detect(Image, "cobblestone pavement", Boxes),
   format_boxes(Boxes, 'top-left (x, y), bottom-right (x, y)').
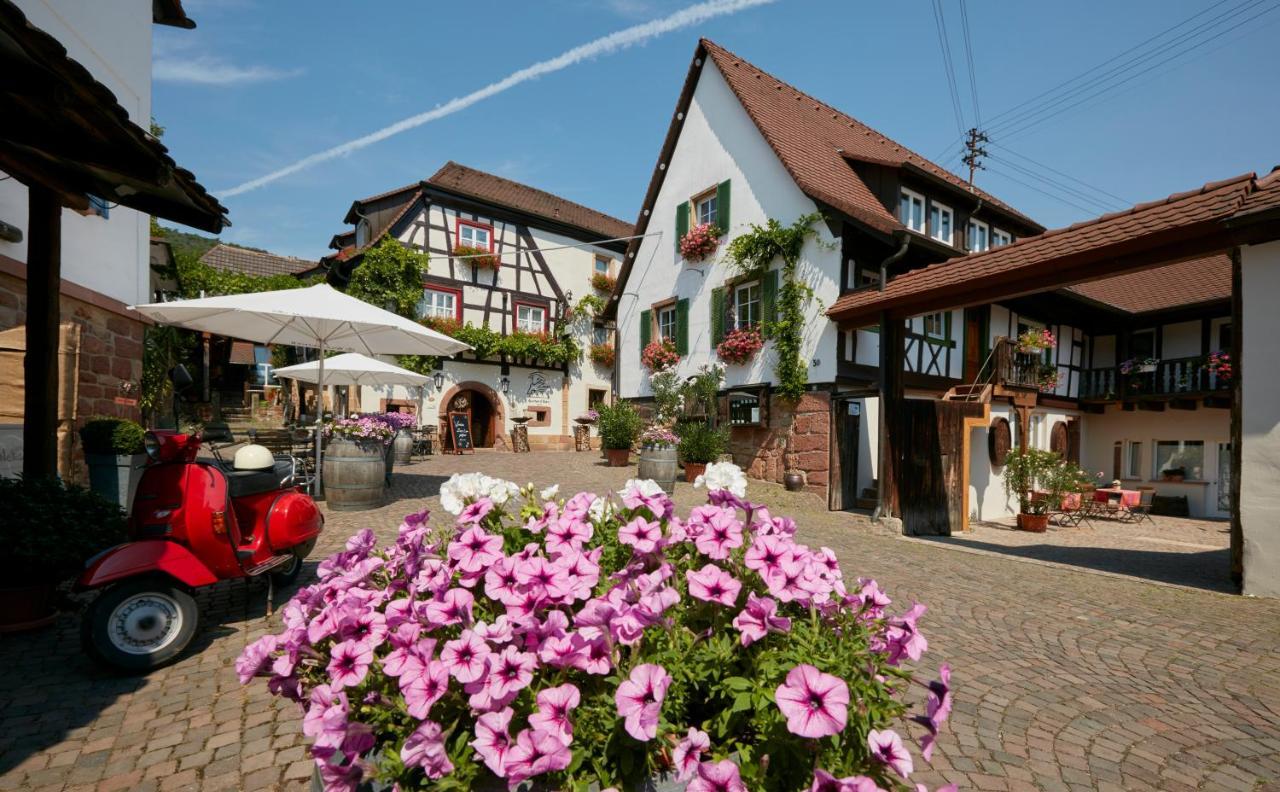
top-left (3, 451), bottom-right (1279, 792)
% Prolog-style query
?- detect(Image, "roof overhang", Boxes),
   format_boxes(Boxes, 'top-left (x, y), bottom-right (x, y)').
top-left (152, 0), bottom-right (195, 29)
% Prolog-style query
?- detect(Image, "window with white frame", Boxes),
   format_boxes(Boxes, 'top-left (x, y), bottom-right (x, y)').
top-left (420, 288), bottom-right (458, 321)
top-left (657, 305), bottom-right (677, 341)
top-left (458, 221), bottom-right (491, 250)
top-left (1125, 441), bottom-right (1143, 478)
top-left (734, 280), bottom-right (761, 330)
top-left (899, 188), bottom-right (926, 233)
top-left (516, 303), bottom-right (546, 333)
top-left (923, 312), bottom-right (946, 340)
top-left (847, 259), bottom-right (880, 290)
top-left (1154, 440), bottom-right (1204, 479)
top-left (594, 255), bottom-right (611, 275)
top-left (991, 228), bottom-right (1012, 247)
top-left (695, 192), bottom-right (718, 227)
top-left (967, 219), bottom-right (989, 252)
top-left (592, 325), bottom-right (610, 346)
top-left (929, 201), bottom-right (954, 245)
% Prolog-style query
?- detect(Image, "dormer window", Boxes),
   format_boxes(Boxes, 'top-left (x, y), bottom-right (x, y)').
top-left (929, 201), bottom-right (954, 245)
top-left (355, 219), bottom-right (370, 248)
top-left (899, 188), bottom-right (926, 233)
top-left (992, 228), bottom-right (1013, 247)
top-left (967, 219), bottom-right (989, 253)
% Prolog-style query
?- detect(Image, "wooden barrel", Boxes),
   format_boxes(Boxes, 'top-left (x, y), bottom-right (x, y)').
top-left (392, 429), bottom-right (414, 465)
top-left (323, 437), bottom-right (386, 511)
top-left (637, 445), bottom-right (678, 493)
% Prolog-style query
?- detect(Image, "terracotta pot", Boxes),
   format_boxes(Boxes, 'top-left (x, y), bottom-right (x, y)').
top-left (0, 582), bottom-right (57, 633)
top-left (1016, 512), bottom-right (1050, 532)
top-left (784, 471), bottom-right (805, 492)
top-left (683, 462), bottom-right (707, 482)
top-left (605, 448), bottom-right (630, 467)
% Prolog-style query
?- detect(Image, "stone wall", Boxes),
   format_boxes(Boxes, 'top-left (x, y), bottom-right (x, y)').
top-left (0, 270), bottom-right (145, 483)
top-left (726, 390), bottom-right (830, 497)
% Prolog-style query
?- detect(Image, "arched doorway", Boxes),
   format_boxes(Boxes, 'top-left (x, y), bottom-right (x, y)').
top-left (439, 382), bottom-right (503, 449)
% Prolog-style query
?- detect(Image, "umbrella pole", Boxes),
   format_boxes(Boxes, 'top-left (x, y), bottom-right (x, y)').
top-left (314, 342), bottom-right (325, 498)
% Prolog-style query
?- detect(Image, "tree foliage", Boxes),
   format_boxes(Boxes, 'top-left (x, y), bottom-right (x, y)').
top-left (346, 238), bottom-right (431, 319)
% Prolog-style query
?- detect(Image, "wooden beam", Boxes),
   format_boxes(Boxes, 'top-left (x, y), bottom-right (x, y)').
top-left (877, 311), bottom-right (904, 521)
top-left (1137, 401), bottom-right (1166, 412)
top-left (22, 187), bottom-right (60, 479)
top-left (1170, 398), bottom-right (1198, 411)
top-left (1230, 247), bottom-right (1243, 589)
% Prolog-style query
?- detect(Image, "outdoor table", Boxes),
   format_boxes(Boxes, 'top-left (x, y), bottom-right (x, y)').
top-left (1092, 488), bottom-right (1141, 507)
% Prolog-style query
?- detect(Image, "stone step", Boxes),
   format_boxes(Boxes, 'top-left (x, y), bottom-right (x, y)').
top-left (855, 497), bottom-right (878, 510)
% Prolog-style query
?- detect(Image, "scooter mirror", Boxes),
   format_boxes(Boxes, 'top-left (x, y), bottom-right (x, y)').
top-left (169, 364), bottom-right (194, 391)
top-left (201, 422), bottom-right (234, 443)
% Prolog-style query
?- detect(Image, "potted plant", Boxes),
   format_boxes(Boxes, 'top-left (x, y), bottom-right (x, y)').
top-left (596, 399), bottom-right (643, 467)
top-left (1002, 447), bottom-right (1081, 532)
top-left (716, 326), bottom-right (764, 365)
top-left (676, 420), bottom-right (727, 482)
top-left (574, 409), bottom-right (599, 426)
top-left (454, 244), bottom-right (499, 270)
top-left (1016, 328), bottom-right (1056, 354)
top-left (641, 337), bottom-right (680, 371)
top-left (637, 425), bottom-right (680, 492)
top-left (78, 416), bottom-right (148, 511)
top-left (238, 468), bottom-right (953, 792)
top-left (590, 272), bottom-right (617, 293)
top-left (679, 221), bottom-right (721, 262)
top-left (323, 416), bottom-right (395, 511)
top-left (0, 477), bottom-right (127, 631)
top-left (588, 343), bottom-right (615, 368)
top-left (1161, 467), bottom-right (1186, 482)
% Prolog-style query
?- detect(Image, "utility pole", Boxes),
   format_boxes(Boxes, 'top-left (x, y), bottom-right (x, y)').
top-left (962, 127), bottom-right (989, 185)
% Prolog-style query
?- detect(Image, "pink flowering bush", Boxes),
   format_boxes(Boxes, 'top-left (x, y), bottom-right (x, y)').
top-left (371, 412), bottom-right (417, 432)
top-left (1015, 328), bottom-right (1056, 354)
top-left (680, 222), bottom-right (721, 262)
top-left (716, 327), bottom-right (764, 365)
top-left (238, 466), bottom-right (953, 791)
top-left (641, 338), bottom-right (680, 372)
top-left (324, 415), bottom-right (396, 445)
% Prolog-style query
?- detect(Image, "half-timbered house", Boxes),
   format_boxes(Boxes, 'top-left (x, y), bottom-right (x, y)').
top-left (325, 162), bottom-right (630, 450)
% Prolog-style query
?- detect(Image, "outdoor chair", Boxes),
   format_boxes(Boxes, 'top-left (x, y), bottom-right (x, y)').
top-left (1054, 493), bottom-right (1097, 528)
top-left (412, 427), bottom-right (435, 460)
top-left (1126, 487), bottom-right (1157, 524)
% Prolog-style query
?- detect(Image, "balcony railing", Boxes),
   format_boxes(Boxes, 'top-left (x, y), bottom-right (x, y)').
top-left (993, 338), bottom-right (1046, 390)
top-left (1078, 355), bottom-right (1232, 400)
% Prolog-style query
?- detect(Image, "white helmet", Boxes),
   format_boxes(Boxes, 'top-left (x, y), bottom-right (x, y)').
top-left (233, 444), bottom-right (275, 470)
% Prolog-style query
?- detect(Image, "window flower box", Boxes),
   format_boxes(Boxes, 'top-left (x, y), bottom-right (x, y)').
top-left (454, 243), bottom-right (500, 270)
top-left (716, 327), bottom-right (763, 365)
top-left (589, 343), bottom-right (615, 368)
top-left (641, 338), bottom-right (680, 371)
top-left (679, 222), bottom-right (720, 262)
top-left (1016, 328), bottom-right (1056, 354)
top-left (590, 272), bottom-right (617, 293)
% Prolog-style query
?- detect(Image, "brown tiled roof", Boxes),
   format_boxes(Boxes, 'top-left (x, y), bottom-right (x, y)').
top-left (700, 39), bottom-right (1041, 235)
top-left (200, 243), bottom-right (317, 278)
top-left (1232, 167), bottom-right (1280, 219)
top-left (426, 162), bottom-right (633, 240)
top-left (827, 173), bottom-right (1257, 323)
top-left (1065, 254), bottom-right (1231, 314)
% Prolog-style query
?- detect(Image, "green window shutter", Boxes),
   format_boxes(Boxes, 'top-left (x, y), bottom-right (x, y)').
top-left (716, 180), bottom-right (731, 235)
top-left (675, 201), bottom-right (689, 253)
top-left (675, 298), bottom-right (689, 356)
top-left (761, 269), bottom-right (779, 335)
top-left (639, 309), bottom-right (651, 354)
top-left (710, 287), bottom-right (725, 345)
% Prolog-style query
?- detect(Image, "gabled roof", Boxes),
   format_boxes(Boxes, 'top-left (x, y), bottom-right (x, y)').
top-left (826, 172), bottom-right (1271, 325)
top-left (425, 161), bottom-right (633, 240)
top-left (342, 181), bottom-right (419, 224)
top-left (200, 243), bottom-right (317, 278)
top-left (700, 39), bottom-right (1041, 235)
top-left (1064, 254), bottom-right (1231, 314)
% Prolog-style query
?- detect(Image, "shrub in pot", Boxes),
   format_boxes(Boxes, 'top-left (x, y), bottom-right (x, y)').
top-left (238, 465), bottom-right (954, 791)
top-left (677, 420), bottom-right (727, 482)
top-left (78, 416), bottom-right (148, 510)
top-left (0, 476), bottom-right (127, 630)
top-left (596, 400), bottom-right (643, 467)
top-left (1002, 448), bottom-right (1092, 532)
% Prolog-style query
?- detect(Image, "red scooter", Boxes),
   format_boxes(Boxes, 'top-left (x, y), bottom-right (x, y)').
top-left (78, 426), bottom-right (323, 671)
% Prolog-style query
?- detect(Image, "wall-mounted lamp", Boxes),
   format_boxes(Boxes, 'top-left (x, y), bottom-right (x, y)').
top-left (433, 372), bottom-right (444, 391)
top-left (499, 376), bottom-right (510, 395)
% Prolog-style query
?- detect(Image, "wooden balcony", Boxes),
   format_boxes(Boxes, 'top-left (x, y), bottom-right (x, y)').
top-left (1079, 355), bottom-right (1232, 406)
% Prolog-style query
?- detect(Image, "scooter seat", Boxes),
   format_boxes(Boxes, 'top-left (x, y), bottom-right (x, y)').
top-left (223, 460), bottom-right (293, 499)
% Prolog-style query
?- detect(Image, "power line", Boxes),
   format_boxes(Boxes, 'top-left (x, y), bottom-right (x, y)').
top-left (990, 143), bottom-right (1132, 206)
top-left (930, 0), bottom-right (967, 137)
top-left (987, 155), bottom-right (1122, 213)
top-left (985, 166), bottom-right (1101, 215)
top-left (958, 0), bottom-right (981, 127)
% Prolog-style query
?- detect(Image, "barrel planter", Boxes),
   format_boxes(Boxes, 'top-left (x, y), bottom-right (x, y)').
top-left (323, 437), bottom-right (386, 511)
top-left (392, 429), bottom-right (414, 465)
top-left (383, 442), bottom-right (395, 487)
top-left (637, 444), bottom-right (678, 493)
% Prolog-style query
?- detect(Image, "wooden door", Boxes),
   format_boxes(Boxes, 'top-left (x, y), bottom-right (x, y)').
top-left (963, 309), bottom-right (984, 383)
top-left (831, 398), bottom-right (861, 511)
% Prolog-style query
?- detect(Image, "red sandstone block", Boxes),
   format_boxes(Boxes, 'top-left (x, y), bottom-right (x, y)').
top-left (106, 317), bottom-right (134, 337)
top-left (788, 433), bottom-right (826, 453)
top-left (806, 470), bottom-right (829, 486)
top-left (795, 392), bottom-right (830, 413)
top-left (790, 451), bottom-right (829, 472)
top-left (111, 359), bottom-right (133, 381)
top-left (115, 338), bottom-right (143, 359)
top-left (90, 355), bottom-right (111, 375)
top-left (792, 414), bottom-right (826, 435)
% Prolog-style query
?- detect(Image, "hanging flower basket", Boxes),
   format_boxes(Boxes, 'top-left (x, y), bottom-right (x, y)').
top-left (679, 222), bottom-right (721, 262)
top-left (1037, 365), bottom-right (1060, 394)
top-left (716, 327), bottom-right (764, 365)
top-left (455, 244), bottom-right (500, 270)
top-left (590, 272), bottom-right (617, 293)
top-left (641, 338), bottom-right (680, 371)
top-left (1202, 351), bottom-right (1231, 382)
top-left (1016, 328), bottom-right (1056, 354)
top-left (589, 343), bottom-right (615, 368)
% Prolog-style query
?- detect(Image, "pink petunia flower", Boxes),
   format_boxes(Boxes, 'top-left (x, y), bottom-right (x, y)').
top-left (402, 659), bottom-right (450, 719)
top-left (422, 588), bottom-right (474, 628)
top-left (614, 663), bottom-right (672, 741)
top-left (686, 759), bottom-right (747, 792)
top-left (439, 630), bottom-right (491, 684)
top-left (545, 517), bottom-right (593, 556)
top-left (882, 602), bottom-right (928, 665)
top-left (809, 769), bottom-right (881, 792)
top-left (326, 639), bottom-right (373, 690)
top-left (774, 664), bottom-right (850, 738)
top-left (504, 728), bottom-right (572, 782)
top-left (514, 556), bottom-right (572, 602)
top-left (744, 534), bottom-right (791, 574)
top-left (470, 708), bottom-right (514, 777)
top-left (673, 727), bottom-right (710, 780)
top-left (686, 564), bottom-right (742, 607)
top-left (618, 516), bottom-right (664, 554)
top-left (447, 525), bottom-right (504, 575)
top-left (692, 507), bottom-right (745, 560)
top-left (458, 497), bottom-right (494, 525)
top-left (486, 645), bottom-right (537, 700)
top-left (483, 556), bottom-right (522, 605)
top-left (400, 720), bottom-right (453, 779)
top-left (868, 728), bottom-right (914, 779)
top-left (732, 592), bottom-right (792, 647)
top-left (528, 683), bottom-right (581, 744)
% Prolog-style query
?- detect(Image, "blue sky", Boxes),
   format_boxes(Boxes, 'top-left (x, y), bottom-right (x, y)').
top-left (154, 0), bottom-right (1280, 259)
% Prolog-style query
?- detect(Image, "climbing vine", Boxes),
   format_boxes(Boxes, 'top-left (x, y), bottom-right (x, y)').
top-left (723, 212), bottom-right (824, 401)
top-left (345, 238), bottom-right (431, 318)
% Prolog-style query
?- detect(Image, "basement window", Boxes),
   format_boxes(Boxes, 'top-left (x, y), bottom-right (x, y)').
top-left (728, 389), bottom-right (765, 427)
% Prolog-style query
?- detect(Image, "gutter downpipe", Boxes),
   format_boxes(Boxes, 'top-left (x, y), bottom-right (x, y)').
top-left (873, 231), bottom-right (911, 522)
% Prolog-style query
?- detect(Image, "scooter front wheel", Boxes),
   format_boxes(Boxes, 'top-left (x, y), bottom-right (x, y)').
top-left (82, 577), bottom-right (199, 672)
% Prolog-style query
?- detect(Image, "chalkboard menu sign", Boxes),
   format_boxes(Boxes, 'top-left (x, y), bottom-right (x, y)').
top-left (448, 412), bottom-right (474, 454)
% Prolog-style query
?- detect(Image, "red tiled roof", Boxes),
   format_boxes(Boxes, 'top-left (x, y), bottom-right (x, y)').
top-left (1065, 254), bottom-right (1231, 314)
top-left (700, 39), bottom-right (1041, 235)
top-left (200, 243), bottom-right (317, 278)
top-left (827, 173), bottom-right (1257, 322)
top-left (1232, 167), bottom-right (1280, 219)
top-left (426, 162), bottom-right (633, 240)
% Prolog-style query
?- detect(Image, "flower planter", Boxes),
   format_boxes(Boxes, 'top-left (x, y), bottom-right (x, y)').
top-left (683, 461), bottom-right (707, 482)
top-left (604, 448), bottom-right (631, 467)
top-left (383, 442), bottom-right (395, 487)
top-left (392, 428), bottom-right (414, 466)
top-left (1016, 512), bottom-right (1049, 532)
top-left (1162, 473), bottom-right (1185, 482)
top-left (784, 471), bottom-right (805, 492)
top-left (0, 582), bottom-right (57, 633)
top-left (638, 446), bottom-right (678, 492)
top-left (85, 452), bottom-right (147, 512)
top-left (323, 437), bottom-right (386, 511)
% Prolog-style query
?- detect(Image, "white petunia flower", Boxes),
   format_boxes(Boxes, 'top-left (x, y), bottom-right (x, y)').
top-left (539, 484), bottom-right (560, 502)
top-left (588, 496), bottom-right (612, 522)
top-left (693, 461), bottom-right (747, 497)
top-left (618, 478), bottom-right (665, 502)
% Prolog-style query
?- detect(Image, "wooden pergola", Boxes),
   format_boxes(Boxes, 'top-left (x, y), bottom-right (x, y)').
top-left (0, 0), bottom-right (229, 478)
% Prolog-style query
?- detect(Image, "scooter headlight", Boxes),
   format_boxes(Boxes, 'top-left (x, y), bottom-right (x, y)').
top-left (143, 431), bottom-right (163, 461)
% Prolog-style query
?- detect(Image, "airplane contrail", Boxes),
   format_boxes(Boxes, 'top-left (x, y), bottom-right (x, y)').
top-left (218, 0), bottom-right (778, 197)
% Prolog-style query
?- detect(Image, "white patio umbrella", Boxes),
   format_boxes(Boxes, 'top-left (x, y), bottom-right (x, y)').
top-left (273, 352), bottom-right (430, 424)
top-left (131, 283), bottom-right (469, 495)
